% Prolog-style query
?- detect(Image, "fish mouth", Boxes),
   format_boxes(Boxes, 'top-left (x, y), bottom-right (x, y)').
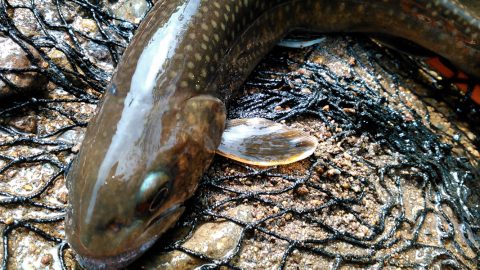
top-left (73, 204), bottom-right (185, 269)
top-left (75, 238), bottom-right (157, 270)
top-left (145, 203), bottom-right (184, 228)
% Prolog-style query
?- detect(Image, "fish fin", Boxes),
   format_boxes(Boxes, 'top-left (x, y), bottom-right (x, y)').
top-left (183, 95), bottom-right (227, 152)
top-left (371, 35), bottom-right (435, 57)
top-left (278, 31), bottom-right (327, 48)
top-left (278, 37), bottom-right (327, 48)
top-left (216, 118), bottom-right (318, 166)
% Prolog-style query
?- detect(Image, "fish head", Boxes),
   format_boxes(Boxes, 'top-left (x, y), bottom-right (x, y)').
top-left (65, 93), bottom-right (226, 269)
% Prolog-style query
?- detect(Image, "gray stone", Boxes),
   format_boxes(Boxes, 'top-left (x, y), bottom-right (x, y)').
top-left (133, 205), bottom-right (253, 270)
top-left (0, 35), bottom-right (48, 98)
top-left (105, 0), bottom-right (149, 24)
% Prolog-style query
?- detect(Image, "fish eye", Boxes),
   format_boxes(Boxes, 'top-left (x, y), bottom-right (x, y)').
top-left (136, 171), bottom-right (171, 214)
top-left (149, 186), bottom-right (169, 211)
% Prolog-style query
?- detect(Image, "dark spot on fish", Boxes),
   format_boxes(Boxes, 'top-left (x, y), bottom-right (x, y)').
top-left (105, 219), bottom-right (123, 233)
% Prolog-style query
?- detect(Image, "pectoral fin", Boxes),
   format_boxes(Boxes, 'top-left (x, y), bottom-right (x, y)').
top-left (278, 37), bottom-right (327, 48)
top-left (278, 32), bottom-right (326, 48)
top-left (217, 118), bottom-right (318, 166)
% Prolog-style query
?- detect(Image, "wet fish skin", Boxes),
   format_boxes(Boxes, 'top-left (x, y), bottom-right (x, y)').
top-left (65, 0), bottom-right (480, 268)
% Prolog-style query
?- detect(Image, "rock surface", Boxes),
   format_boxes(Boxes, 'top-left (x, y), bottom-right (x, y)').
top-left (0, 35), bottom-right (48, 97)
top-left (104, 0), bottom-right (150, 24)
top-left (133, 205), bottom-right (253, 269)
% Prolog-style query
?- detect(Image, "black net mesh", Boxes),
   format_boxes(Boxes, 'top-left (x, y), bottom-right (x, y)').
top-left (0, 1), bottom-right (479, 269)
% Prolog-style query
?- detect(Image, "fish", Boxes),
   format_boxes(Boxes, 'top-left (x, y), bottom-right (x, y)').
top-left (64, 0), bottom-right (480, 269)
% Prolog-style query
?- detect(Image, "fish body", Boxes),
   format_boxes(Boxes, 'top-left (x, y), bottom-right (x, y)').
top-left (65, 0), bottom-right (480, 268)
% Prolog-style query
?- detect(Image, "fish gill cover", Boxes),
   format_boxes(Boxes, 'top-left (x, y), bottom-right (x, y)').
top-left (0, 0), bottom-right (479, 269)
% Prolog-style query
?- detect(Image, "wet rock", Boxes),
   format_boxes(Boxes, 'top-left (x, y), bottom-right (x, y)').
top-left (40, 254), bottom-right (53, 265)
top-left (295, 185), bottom-right (309, 196)
top-left (5, 217), bottom-right (14, 225)
top-left (105, 0), bottom-right (149, 24)
top-left (47, 49), bottom-right (73, 72)
top-left (0, 35), bottom-right (48, 98)
top-left (57, 191), bottom-right (68, 204)
top-left (133, 205), bottom-right (253, 270)
top-left (12, 7), bottom-right (41, 37)
top-left (71, 17), bottom-right (99, 36)
top-left (56, 128), bottom-right (84, 145)
top-left (8, 113), bottom-right (38, 133)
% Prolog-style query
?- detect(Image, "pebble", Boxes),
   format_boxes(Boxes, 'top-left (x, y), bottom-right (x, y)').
top-left (0, 35), bottom-right (48, 97)
top-left (301, 88), bottom-right (312, 94)
top-left (47, 49), bottom-right (72, 71)
top-left (41, 254), bottom-right (53, 265)
top-left (340, 182), bottom-right (350, 189)
top-left (326, 168), bottom-right (341, 177)
top-left (311, 199), bottom-right (321, 205)
top-left (314, 164), bottom-right (325, 175)
top-left (12, 8), bottom-right (40, 37)
top-left (71, 144), bottom-right (81, 154)
top-left (348, 57), bottom-right (356, 66)
top-left (8, 114), bottom-right (37, 133)
top-left (107, 0), bottom-right (149, 24)
top-left (77, 18), bottom-right (98, 33)
top-left (343, 152), bottom-right (352, 160)
top-left (295, 185), bottom-right (309, 196)
top-left (5, 217), bottom-right (14, 225)
top-left (343, 108), bottom-right (356, 114)
top-left (312, 55), bottom-right (326, 65)
top-left (57, 192), bottom-right (68, 204)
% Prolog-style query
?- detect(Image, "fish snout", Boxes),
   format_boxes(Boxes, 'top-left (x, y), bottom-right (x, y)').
top-left (74, 240), bottom-right (156, 270)
top-left (66, 203), bottom-right (185, 269)
top-left (65, 210), bottom-right (151, 269)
